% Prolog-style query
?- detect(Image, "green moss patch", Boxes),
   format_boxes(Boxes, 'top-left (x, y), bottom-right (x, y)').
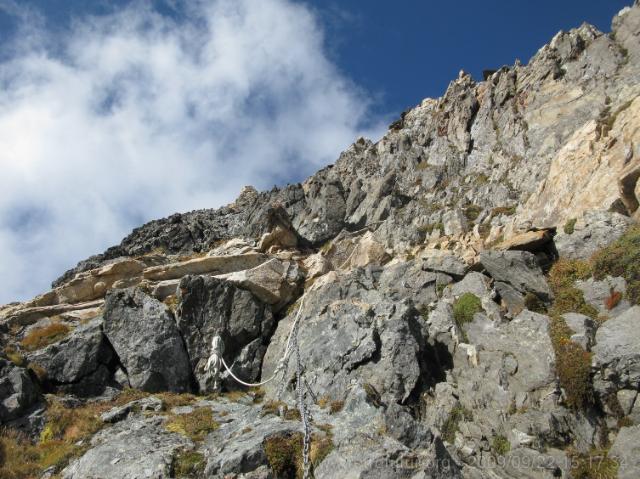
top-left (563, 218), bottom-right (577, 235)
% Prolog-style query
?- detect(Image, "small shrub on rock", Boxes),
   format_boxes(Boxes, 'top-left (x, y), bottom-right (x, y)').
top-left (604, 289), bottom-right (623, 311)
top-left (492, 435), bottom-right (510, 456)
top-left (524, 293), bottom-right (546, 313)
top-left (453, 293), bottom-right (483, 326)
top-left (442, 405), bottom-right (472, 443)
top-left (172, 450), bottom-right (205, 478)
top-left (545, 260), bottom-right (600, 411)
top-left (264, 431), bottom-right (333, 479)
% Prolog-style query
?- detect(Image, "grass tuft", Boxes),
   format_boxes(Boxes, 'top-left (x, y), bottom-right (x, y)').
top-left (442, 405), bottom-right (473, 443)
top-left (452, 293), bottom-right (483, 342)
top-left (172, 449), bottom-right (206, 478)
top-left (263, 431), bottom-right (333, 479)
top-left (21, 323), bottom-right (71, 351)
top-left (569, 448), bottom-right (618, 479)
top-left (492, 435), bottom-right (511, 456)
top-left (165, 408), bottom-right (218, 442)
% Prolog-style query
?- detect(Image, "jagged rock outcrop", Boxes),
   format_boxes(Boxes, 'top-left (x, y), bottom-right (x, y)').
top-left (103, 288), bottom-right (192, 393)
top-left (0, 358), bottom-right (42, 425)
top-left (479, 250), bottom-right (552, 300)
top-left (262, 267), bottom-right (434, 404)
top-left (28, 317), bottom-right (117, 396)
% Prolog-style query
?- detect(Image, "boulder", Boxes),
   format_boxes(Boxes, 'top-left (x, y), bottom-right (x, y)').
top-left (479, 250), bottom-right (552, 300)
top-left (302, 252), bottom-right (331, 282)
top-left (262, 269), bottom-right (430, 404)
top-left (421, 250), bottom-right (467, 279)
top-left (592, 306), bottom-right (640, 395)
top-left (142, 252), bottom-right (268, 281)
top-left (346, 231), bottom-right (390, 269)
top-left (216, 258), bottom-right (303, 309)
top-left (176, 276), bottom-right (274, 392)
top-left (0, 358), bottom-right (42, 425)
top-left (495, 281), bottom-right (525, 317)
top-left (103, 288), bottom-right (192, 393)
top-left (28, 317), bottom-right (116, 396)
top-left (62, 416), bottom-right (191, 479)
top-left (149, 279), bottom-right (181, 300)
top-left (575, 276), bottom-right (631, 318)
top-left (100, 396), bottom-right (164, 423)
top-left (450, 272), bottom-right (492, 298)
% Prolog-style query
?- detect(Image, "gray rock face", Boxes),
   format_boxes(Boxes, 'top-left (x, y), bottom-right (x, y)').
top-left (103, 288), bottom-right (192, 393)
top-left (562, 313), bottom-right (595, 350)
top-left (575, 276), bottom-right (631, 318)
top-left (176, 275), bottom-right (274, 392)
top-left (421, 251), bottom-right (468, 279)
top-left (262, 269), bottom-right (432, 404)
top-left (0, 358), bottom-right (42, 425)
top-left (479, 251), bottom-right (551, 300)
top-left (216, 258), bottom-right (303, 310)
top-left (610, 425), bottom-right (640, 479)
top-left (495, 281), bottom-right (525, 317)
top-left (466, 310), bottom-right (556, 396)
top-left (592, 306), bottom-right (640, 395)
top-left (28, 318), bottom-right (116, 396)
top-left (62, 416), bottom-right (191, 479)
top-left (450, 272), bottom-right (492, 298)
top-left (377, 259), bottom-right (443, 309)
top-left (10, 3), bottom-right (640, 479)
top-left (202, 400), bottom-right (300, 477)
top-left (554, 210), bottom-right (633, 260)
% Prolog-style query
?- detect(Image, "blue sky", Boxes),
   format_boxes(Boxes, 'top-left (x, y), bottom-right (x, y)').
top-left (0, 0), bottom-right (632, 303)
top-left (1, 0), bottom-right (630, 117)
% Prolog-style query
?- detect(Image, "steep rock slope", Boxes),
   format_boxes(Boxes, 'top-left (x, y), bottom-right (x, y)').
top-left (1, 3), bottom-right (640, 479)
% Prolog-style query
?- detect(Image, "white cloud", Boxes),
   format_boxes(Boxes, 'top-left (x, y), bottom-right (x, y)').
top-left (0, 0), bottom-right (385, 304)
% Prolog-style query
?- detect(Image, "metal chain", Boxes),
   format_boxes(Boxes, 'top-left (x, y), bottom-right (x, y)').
top-left (292, 306), bottom-right (312, 479)
top-left (208, 293), bottom-right (313, 478)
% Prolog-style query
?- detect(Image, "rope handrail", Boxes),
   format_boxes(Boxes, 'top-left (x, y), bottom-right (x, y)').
top-left (206, 292), bottom-right (313, 477)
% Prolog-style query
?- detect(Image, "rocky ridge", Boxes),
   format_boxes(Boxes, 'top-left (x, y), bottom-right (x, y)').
top-left (2, 3), bottom-right (640, 479)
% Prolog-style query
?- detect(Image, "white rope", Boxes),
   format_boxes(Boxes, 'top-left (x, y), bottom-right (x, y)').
top-left (207, 293), bottom-right (313, 477)
top-left (206, 294), bottom-right (307, 390)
